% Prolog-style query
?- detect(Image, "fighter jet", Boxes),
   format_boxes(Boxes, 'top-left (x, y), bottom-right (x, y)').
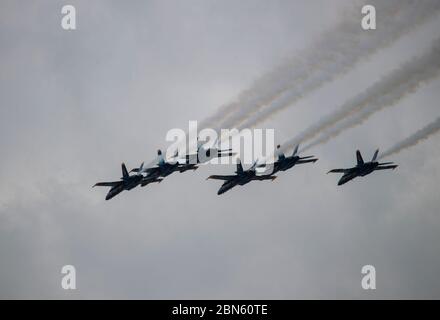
top-left (259, 144), bottom-right (318, 174)
top-left (182, 138), bottom-right (235, 165)
top-left (131, 149), bottom-right (198, 180)
top-left (207, 158), bottom-right (277, 195)
top-left (328, 149), bottom-right (398, 186)
top-left (93, 162), bottom-right (161, 200)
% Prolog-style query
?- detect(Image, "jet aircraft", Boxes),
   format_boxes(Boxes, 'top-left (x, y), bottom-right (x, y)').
top-left (131, 149), bottom-right (198, 179)
top-left (259, 144), bottom-right (318, 174)
top-left (207, 158), bottom-right (277, 195)
top-left (182, 138), bottom-right (235, 164)
top-left (93, 163), bottom-right (161, 200)
top-left (328, 149), bottom-right (398, 186)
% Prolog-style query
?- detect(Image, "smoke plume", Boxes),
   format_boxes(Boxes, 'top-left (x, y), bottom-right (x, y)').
top-left (379, 117), bottom-right (440, 159)
top-left (293, 37), bottom-right (440, 152)
top-left (231, 0), bottom-right (440, 130)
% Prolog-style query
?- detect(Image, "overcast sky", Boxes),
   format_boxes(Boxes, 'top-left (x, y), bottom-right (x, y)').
top-left (1, 0), bottom-right (440, 299)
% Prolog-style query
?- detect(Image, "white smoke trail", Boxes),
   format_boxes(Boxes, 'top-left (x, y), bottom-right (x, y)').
top-left (198, 0), bottom-right (371, 131)
top-left (150, 0), bottom-right (440, 168)
top-left (292, 37), bottom-right (440, 152)
top-left (237, 0), bottom-right (440, 130)
top-left (379, 117), bottom-right (440, 159)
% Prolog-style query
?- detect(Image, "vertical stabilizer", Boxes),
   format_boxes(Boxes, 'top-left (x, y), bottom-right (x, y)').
top-left (236, 158), bottom-right (244, 174)
top-left (293, 145), bottom-right (299, 157)
top-left (372, 149), bottom-right (379, 162)
top-left (276, 145), bottom-right (285, 161)
top-left (157, 149), bottom-right (165, 165)
top-left (121, 163), bottom-right (129, 179)
top-left (356, 150), bottom-right (364, 166)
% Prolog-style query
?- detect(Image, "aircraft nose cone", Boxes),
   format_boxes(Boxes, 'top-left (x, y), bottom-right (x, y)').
top-left (337, 176), bottom-right (350, 186)
top-left (337, 179), bottom-right (347, 186)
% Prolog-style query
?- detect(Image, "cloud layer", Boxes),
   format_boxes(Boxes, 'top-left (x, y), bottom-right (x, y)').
top-left (1, 0), bottom-right (440, 299)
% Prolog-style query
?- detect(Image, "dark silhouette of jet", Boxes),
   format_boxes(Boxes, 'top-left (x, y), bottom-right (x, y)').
top-left (328, 149), bottom-right (398, 186)
top-left (260, 144), bottom-right (318, 174)
top-left (207, 158), bottom-right (277, 195)
top-left (93, 163), bottom-right (161, 200)
top-left (180, 138), bottom-right (235, 165)
top-left (131, 149), bottom-right (198, 180)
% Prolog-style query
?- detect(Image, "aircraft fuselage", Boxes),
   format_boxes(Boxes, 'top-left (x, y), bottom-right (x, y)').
top-left (218, 179), bottom-right (239, 195)
top-left (275, 156), bottom-right (300, 172)
top-left (217, 173), bottom-right (253, 195)
top-left (105, 175), bottom-right (143, 200)
top-left (338, 162), bottom-right (379, 185)
top-left (217, 171), bottom-right (274, 195)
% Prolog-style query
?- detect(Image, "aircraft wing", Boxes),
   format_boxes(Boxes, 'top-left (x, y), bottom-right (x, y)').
top-left (258, 160), bottom-right (280, 167)
top-left (140, 177), bottom-right (162, 187)
top-left (184, 151), bottom-right (235, 162)
top-left (327, 169), bottom-right (348, 174)
top-left (206, 175), bottom-right (236, 180)
top-left (131, 165), bottom-right (162, 174)
top-left (375, 165), bottom-right (398, 170)
top-left (297, 159), bottom-right (318, 164)
top-left (254, 175), bottom-right (277, 181)
top-left (93, 181), bottom-right (121, 187)
top-left (144, 166), bottom-right (161, 174)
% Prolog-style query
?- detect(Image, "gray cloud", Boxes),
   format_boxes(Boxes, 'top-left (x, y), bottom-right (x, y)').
top-left (1, 0), bottom-right (440, 299)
